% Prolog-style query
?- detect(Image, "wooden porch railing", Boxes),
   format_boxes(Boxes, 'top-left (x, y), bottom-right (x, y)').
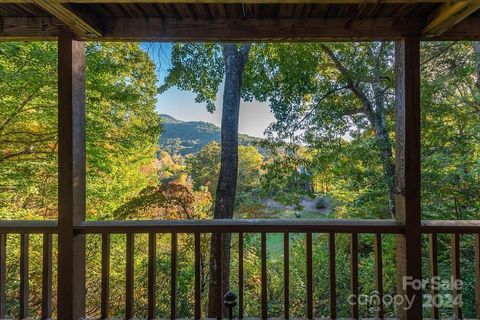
top-left (0, 219), bottom-right (479, 319)
top-left (421, 220), bottom-right (480, 320)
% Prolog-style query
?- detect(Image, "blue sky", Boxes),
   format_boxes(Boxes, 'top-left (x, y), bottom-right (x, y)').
top-left (142, 43), bottom-right (275, 138)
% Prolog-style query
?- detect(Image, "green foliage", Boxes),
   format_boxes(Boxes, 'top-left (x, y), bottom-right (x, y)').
top-left (2, 40), bottom-right (480, 318)
top-left (0, 42), bottom-right (162, 317)
top-left (0, 42), bottom-right (162, 221)
top-left (421, 42), bottom-right (480, 220)
top-left (244, 42), bottom-right (396, 218)
top-left (159, 114), bottom-right (260, 155)
top-left (186, 141), bottom-right (264, 197)
top-left (186, 141), bottom-right (221, 194)
top-left (0, 42), bottom-right (58, 219)
top-left (159, 43), bottom-right (224, 112)
top-left (84, 42), bottom-right (162, 219)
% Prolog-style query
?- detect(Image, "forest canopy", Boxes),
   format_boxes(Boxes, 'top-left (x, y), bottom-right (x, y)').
top-left (0, 41), bottom-right (479, 318)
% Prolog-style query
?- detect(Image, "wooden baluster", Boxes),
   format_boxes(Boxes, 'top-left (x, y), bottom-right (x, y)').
top-left (261, 232), bottom-right (267, 320)
top-left (284, 232), bottom-right (290, 319)
top-left (20, 233), bottom-right (29, 320)
top-left (306, 232), bottom-right (313, 319)
top-left (475, 234), bottom-right (480, 320)
top-left (41, 234), bottom-right (52, 320)
top-left (101, 234), bottom-right (110, 320)
top-left (351, 233), bottom-right (359, 319)
top-left (194, 233), bottom-right (201, 320)
top-left (329, 233), bottom-right (336, 319)
top-left (451, 233), bottom-right (462, 319)
top-left (125, 233), bottom-right (134, 320)
top-left (0, 234), bottom-right (6, 318)
top-left (238, 233), bottom-right (244, 319)
top-left (148, 233), bottom-right (156, 320)
top-left (171, 232), bottom-right (178, 320)
top-left (215, 233), bottom-right (223, 320)
top-left (428, 233), bottom-right (439, 319)
top-left (374, 233), bottom-right (384, 319)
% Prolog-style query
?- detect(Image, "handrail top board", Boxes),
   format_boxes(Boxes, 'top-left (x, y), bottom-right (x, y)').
top-left (77, 219), bottom-right (404, 233)
top-left (422, 219), bottom-right (480, 233)
top-left (1, 219), bottom-right (480, 234)
top-left (0, 220), bottom-right (57, 233)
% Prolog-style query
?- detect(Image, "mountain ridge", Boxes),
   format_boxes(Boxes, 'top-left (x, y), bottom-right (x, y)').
top-left (159, 114), bottom-right (260, 155)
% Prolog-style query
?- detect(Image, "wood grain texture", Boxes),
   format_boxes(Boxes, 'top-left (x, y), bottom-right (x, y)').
top-left (101, 16), bottom-right (422, 41)
top-left (238, 233), bottom-right (244, 319)
top-left (76, 219), bottom-right (404, 234)
top-left (0, 234), bottom-right (5, 318)
top-left (125, 233), bottom-right (135, 319)
top-left (215, 232), bottom-right (223, 320)
top-left (374, 233), bottom-right (384, 319)
top-left (101, 234), bottom-right (110, 320)
top-left (261, 232), bottom-right (267, 319)
top-left (3, 16), bottom-right (480, 40)
top-left (394, 37), bottom-right (422, 320)
top-left (350, 233), bottom-right (358, 319)
top-left (306, 232), bottom-right (313, 319)
top-left (171, 233), bottom-right (178, 319)
top-left (475, 234), bottom-right (480, 320)
top-left (148, 233), bottom-right (156, 320)
top-left (42, 234), bottom-right (53, 320)
top-left (194, 233), bottom-right (201, 320)
top-left (328, 233), bottom-right (336, 319)
top-left (20, 234), bottom-right (29, 319)
top-left (31, 0), bottom-right (102, 37)
top-left (451, 233), bottom-right (462, 319)
top-left (57, 31), bottom-right (86, 320)
top-left (423, 0), bottom-right (480, 36)
top-left (0, 0), bottom-right (466, 3)
top-left (284, 233), bottom-right (290, 319)
top-left (428, 233), bottom-right (439, 319)
top-left (0, 220), bottom-right (57, 233)
top-left (422, 220), bottom-right (480, 233)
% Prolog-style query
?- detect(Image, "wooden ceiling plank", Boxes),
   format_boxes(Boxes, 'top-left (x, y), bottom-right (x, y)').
top-left (0, 0), bottom-right (468, 4)
top-left (31, 0), bottom-right (101, 37)
top-left (422, 0), bottom-right (480, 36)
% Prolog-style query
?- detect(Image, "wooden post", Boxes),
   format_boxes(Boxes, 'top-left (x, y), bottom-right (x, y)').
top-left (57, 30), bottom-right (86, 320)
top-left (394, 37), bottom-right (423, 320)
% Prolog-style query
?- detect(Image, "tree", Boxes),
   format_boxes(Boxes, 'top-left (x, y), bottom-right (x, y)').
top-left (475, 41), bottom-right (480, 91)
top-left (0, 42), bottom-right (58, 219)
top-left (161, 43), bottom-right (250, 314)
top-left (420, 41), bottom-right (480, 221)
top-left (186, 141), bottom-right (221, 195)
top-left (0, 42), bottom-right (161, 221)
top-left (0, 41), bottom-right (162, 317)
top-left (186, 142), bottom-right (263, 196)
top-left (237, 145), bottom-right (263, 193)
top-left (243, 42), bottom-right (396, 218)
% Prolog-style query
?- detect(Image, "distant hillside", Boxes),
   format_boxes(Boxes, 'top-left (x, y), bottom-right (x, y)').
top-left (159, 114), bottom-right (260, 155)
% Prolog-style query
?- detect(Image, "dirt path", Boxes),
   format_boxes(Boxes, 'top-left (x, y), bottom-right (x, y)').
top-left (261, 196), bottom-right (330, 218)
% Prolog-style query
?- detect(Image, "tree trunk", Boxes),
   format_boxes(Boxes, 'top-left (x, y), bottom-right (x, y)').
top-left (474, 41), bottom-right (480, 91)
top-left (321, 44), bottom-right (396, 218)
top-left (207, 43), bottom-right (250, 318)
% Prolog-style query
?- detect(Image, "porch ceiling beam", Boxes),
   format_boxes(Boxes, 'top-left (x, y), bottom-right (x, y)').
top-left (0, 16), bottom-right (423, 40)
top-left (2, 16), bottom-right (480, 40)
top-left (101, 17), bottom-right (423, 41)
top-left (422, 0), bottom-right (480, 36)
top-left (31, 0), bottom-right (102, 38)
